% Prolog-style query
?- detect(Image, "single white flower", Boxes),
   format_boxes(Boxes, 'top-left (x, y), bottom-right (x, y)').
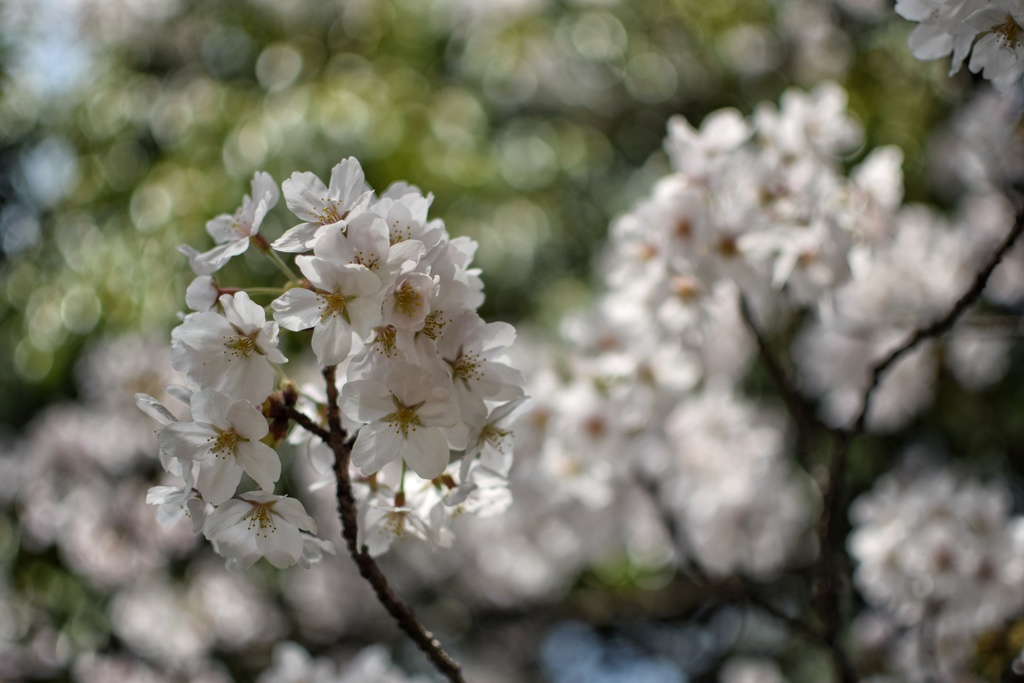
top-left (203, 490), bottom-right (318, 569)
top-left (964, 4), bottom-right (1024, 89)
top-left (437, 311), bottom-right (526, 428)
top-left (272, 158), bottom-right (373, 252)
top-left (371, 186), bottom-right (445, 251)
top-left (462, 397), bottom-right (525, 478)
top-left (310, 212), bottom-right (426, 286)
top-left (382, 266), bottom-right (437, 331)
top-left (172, 292), bottom-right (288, 404)
top-left (356, 477), bottom-right (452, 556)
top-left (342, 361), bottom-right (460, 479)
top-left (146, 484), bottom-right (207, 532)
top-left (158, 390), bottom-right (281, 505)
top-left (271, 260), bottom-right (385, 367)
top-left (179, 171), bottom-right (279, 274)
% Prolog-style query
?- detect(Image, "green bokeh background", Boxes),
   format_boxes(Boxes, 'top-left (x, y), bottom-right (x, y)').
top-left (0, 0), bottom-right (960, 429)
top-left (6, 1), bottom-right (1023, 681)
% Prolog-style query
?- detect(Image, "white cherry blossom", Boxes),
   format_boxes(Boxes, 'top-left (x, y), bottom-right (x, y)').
top-left (272, 158), bottom-right (373, 252)
top-left (179, 171), bottom-right (279, 275)
top-left (203, 491), bottom-right (318, 569)
top-left (437, 311), bottom-right (525, 428)
top-left (896, 0), bottom-right (1024, 90)
top-left (311, 211), bottom-right (426, 285)
top-left (381, 266), bottom-right (436, 332)
top-left (271, 260), bottom-right (385, 367)
top-left (146, 484), bottom-right (206, 532)
top-left (342, 361), bottom-right (461, 479)
top-left (158, 390), bottom-right (280, 505)
top-left (171, 292), bottom-right (287, 404)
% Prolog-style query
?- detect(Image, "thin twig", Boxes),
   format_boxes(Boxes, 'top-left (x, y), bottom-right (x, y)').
top-left (736, 296), bottom-right (857, 678)
top-left (817, 204), bottom-right (1024, 683)
top-left (291, 365), bottom-right (466, 683)
top-left (633, 471), bottom-right (829, 649)
top-left (283, 406), bottom-right (330, 442)
top-left (738, 295), bottom-right (827, 465)
top-left (850, 206), bottom-right (1024, 436)
top-left (738, 591), bottom-right (828, 648)
top-left (919, 602), bottom-right (940, 683)
top-left (632, 471), bottom-right (709, 586)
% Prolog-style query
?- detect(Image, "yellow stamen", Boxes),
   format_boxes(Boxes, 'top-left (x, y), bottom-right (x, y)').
top-left (226, 334), bottom-right (257, 357)
top-left (385, 404), bottom-right (423, 438)
top-left (320, 292), bottom-right (351, 323)
top-left (995, 15), bottom-right (1024, 49)
top-left (451, 351), bottom-right (483, 384)
top-left (393, 282), bottom-right (422, 318)
top-left (246, 502), bottom-right (276, 538)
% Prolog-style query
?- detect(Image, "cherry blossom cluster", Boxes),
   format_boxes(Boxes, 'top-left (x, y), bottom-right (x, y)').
top-left (896, 0), bottom-right (1024, 90)
top-left (504, 82), bottom-right (1024, 587)
top-left (848, 454), bottom-right (1024, 680)
top-left (138, 158), bottom-right (525, 568)
top-left (506, 85), bottom-right (877, 580)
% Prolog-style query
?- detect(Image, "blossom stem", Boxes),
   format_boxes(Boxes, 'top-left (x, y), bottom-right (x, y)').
top-left (319, 364), bottom-right (466, 683)
top-left (264, 246), bottom-right (302, 282)
top-left (816, 203), bottom-right (1024, 683)
top-left (852, 205), bottom-right (1024, 436)
top-left (282, 406), bottom-right (329, 442)
top-left (243, 286), bottom-right (288, 296)
top-left (737, 295), bottom-right (826, 467)
top-left (272, 363), bottom-right (291, 387)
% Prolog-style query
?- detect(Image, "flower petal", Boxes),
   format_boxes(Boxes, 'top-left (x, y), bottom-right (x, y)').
top-left (236, 441), bottom-right (281, 492)
top-left (351, 423), bottom-right (403, 474)
top-left (272, 289), bottom-right (324, 331)
top-left (400, 427), bottom-right (450, 479)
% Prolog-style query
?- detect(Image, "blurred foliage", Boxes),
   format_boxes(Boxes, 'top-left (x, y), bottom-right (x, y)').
top-left (4, 2), bottom-right (1023, 683)
top-left (0, 0), bottom-right (963, 428)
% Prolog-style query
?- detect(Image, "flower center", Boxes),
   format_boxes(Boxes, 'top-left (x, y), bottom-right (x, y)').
top-left (315, 200), bottom-right (344, 226)
top-left (480, 423), bottom-right (511, 452)
top-left (421, 311), bottom-right (449, 340)
top-left (374, 325), bottom-right (398, 357)
top-left (671, 275), bottom-right (701, 301)
top-left (383, 509), bottom-right (408, 537)
top-left (352, 248), bottom-right (380, 271)
top-left (716, 234), bottom-right (740, 259)
top-left (393, 282), bottom-right (423, 317)
top-left (386, 403), bottom-right (423, 438)
top-left (994, 15), bottom-right (1024, 49)
top-left (227, 333), bottom-right (257, 357)
top-left (389, 220), bottom-right (412, 245)
top-left (231, 208), bottom-right (252, 237)
top-left (209, 430), bottom-right (245, 458)
top-left (320, 292), bottom-right (351, 322)
top-left (450, 351), bottom-right (483, 384)
top-left (246, 502), bottom-right (276, 537)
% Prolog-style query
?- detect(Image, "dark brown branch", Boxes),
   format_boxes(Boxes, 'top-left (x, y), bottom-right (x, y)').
top-left (738, 295), bottom-right (827, 465)
top-left (633, 471), bottom-right (829, 649)
top-left (736, 297), bottom-right (857, 678)
top-left (633, 471), bottom-right (708, 586)
top-left (850, 205), bottom-right (1024, 436)
top-left (319, 365), bottom-right (466, 683)
top-left (283, 405), bottom-right (330, 442)
top-left (737, 590), bottom-right (828, 648)
top-left (815, 204), bottom-right (1024, 683)
top-left (825, 204), bottom-right (1024, 543)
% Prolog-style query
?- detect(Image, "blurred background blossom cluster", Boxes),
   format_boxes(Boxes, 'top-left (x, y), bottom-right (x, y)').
top-left (5, 0), bottom-right (1024, 681)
